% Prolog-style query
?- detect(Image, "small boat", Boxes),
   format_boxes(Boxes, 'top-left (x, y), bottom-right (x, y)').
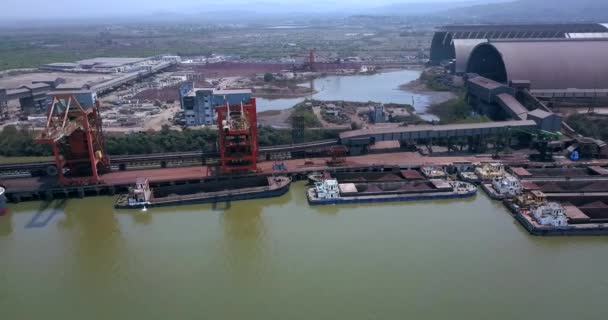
top-left (115, 176), bottom-right (291, 209)
top-left (0, 186), bottom-right (7, 216)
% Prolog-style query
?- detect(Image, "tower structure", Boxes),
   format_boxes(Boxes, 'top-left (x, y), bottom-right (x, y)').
top-left (216, 97), bottom-right (258, 173)
top-left (35, 92), bottom-right (110, 185)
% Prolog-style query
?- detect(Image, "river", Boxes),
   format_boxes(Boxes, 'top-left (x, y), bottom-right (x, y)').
top-left (256, 70), bottom-right (445, 120)
top-left (1, 182), bottom-right (607, 319)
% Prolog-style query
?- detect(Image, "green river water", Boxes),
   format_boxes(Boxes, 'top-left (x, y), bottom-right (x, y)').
top-left (1, 182), bottom-right (607, 319)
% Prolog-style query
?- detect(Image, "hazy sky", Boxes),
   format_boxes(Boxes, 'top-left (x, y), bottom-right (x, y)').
top-left (2, 0), bottom-right (470, 19)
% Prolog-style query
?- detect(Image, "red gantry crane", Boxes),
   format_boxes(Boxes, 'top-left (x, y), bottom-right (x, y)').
top-left (216, 97), bottom-right (259, 174)
top-left (35, 92), bottom-right (110, 185)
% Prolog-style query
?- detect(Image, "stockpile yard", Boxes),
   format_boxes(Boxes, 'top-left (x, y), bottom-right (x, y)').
top-left (511, 166), bottom-right (608, 179)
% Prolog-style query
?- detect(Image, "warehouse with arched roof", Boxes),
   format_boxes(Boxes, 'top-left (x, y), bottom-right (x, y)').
top-left (466, 39), bottom-right (608, 91)
top-left (430, 23), bottom-right (608, 73)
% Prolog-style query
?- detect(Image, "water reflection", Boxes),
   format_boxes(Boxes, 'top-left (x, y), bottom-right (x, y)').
top-left (58, 199), bottom-right (126, 286)
top-left (27, 199), bottom-right (67, 229)
top-left (220, 200), bottom-right (266, 280)
top-left (219, 191), bottom-right (292, 279)
top-left (131, 210), bottom-right (152, 225)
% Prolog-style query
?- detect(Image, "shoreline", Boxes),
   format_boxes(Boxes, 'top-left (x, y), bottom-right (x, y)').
top-left (398, 78), bottom-right (457, 110)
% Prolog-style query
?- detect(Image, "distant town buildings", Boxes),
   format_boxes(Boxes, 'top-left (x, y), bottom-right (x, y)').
top-left (179, 82), bottom-right (252, 126)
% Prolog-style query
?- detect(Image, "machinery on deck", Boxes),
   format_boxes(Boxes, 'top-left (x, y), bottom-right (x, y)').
top-left (502, 127), bottom-right (563, 162)
top-left (216, 97), bottom-right (259, 174)
top-left (35, 92), bottom-right (110, 185)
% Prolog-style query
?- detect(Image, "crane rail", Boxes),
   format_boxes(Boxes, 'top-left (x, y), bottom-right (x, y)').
top-left (0, 139), bottom-right (338, 175)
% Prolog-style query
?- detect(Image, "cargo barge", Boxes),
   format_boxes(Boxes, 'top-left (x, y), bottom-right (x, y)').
top-left (504, 201), bottom-right (608, 236)
top-left (115, 176), bottom-right (291, 209)
top-left (307, 178), bottom-right (477, 205)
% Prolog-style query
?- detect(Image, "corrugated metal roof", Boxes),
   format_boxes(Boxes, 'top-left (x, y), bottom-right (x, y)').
top-left (566, 32), bottom-right (608, 39)
top-left (438, 24), bottom-right (608, 35)
top-left (527, 109), bottom-right (552, 119)
top-left (468, 76), bottom-right (503, 90)
top-left (430, 23), bottom-right (608, 67)
top-left (467, 39), bottom-right (608, 90)
top-left (19, 83), bottom-right (50, 90)
top-left (496, 93), bottom-right (528, 119)
top-left (531, 88), bottom-right (608, 97)
top-left (453, 39), bottom-right (486, 73)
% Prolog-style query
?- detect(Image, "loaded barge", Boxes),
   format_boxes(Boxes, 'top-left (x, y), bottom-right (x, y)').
top-left (115, 175), bottom-right (291, 209)
top-left (307, 178), bottom-right (477, 205)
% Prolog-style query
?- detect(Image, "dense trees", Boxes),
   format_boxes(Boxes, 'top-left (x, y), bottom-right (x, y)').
top-left (0, 125), bottom-right (340, 158)
top-left (428, 97), bottom-right (490, 124)
top-left (566, 114), bottom-right (608, 141)
top-left (0, 125), bottom-right (51, 157)
top-left (105, 127), bottom-right (218, 155)
top-left (291, 104), bottom-right (322, 128)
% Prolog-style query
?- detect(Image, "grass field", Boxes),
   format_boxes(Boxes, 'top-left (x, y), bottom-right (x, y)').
top-left (0, 156), bottom-right (53, 164)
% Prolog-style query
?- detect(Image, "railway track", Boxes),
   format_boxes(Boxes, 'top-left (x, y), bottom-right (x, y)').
top-left (0, 139), bottom-right (338, 176)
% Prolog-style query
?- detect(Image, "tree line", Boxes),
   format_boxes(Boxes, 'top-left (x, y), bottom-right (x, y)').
top-left (0, 125), bottom-right (340, 158)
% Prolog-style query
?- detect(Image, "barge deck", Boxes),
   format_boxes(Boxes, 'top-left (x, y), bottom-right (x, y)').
top-left (307, 179), bottom-right (477, 205)
top-left (115, 176), bottom-right (291, 209)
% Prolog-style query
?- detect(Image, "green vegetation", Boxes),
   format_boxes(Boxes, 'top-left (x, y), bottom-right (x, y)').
top-left (291, 103), bottom-right (321, 128)
top-left (419, 70), bottom-right (452, 92)
top-left (428, 97), bottom-right (491, 125)
top-left (566, 114), bottom-right (608, 141)
top-left (389, 114), bottom-right (424, 124)
top-left (384, 103), bottom-right (415, 114)
top-left (0, 125), bottom-right (339, 158)
top-left (0, 156), bottom-right (53, 164)
top-left (0, 125), bottom-right (51, 157)
top-left (105, 127), bottom-right (218, 155)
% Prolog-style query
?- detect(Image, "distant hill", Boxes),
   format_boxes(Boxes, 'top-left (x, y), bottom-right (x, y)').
top-left (369, 1), bottom-right (508, 16)
top-left (441, 0), bottom-right (608, 23)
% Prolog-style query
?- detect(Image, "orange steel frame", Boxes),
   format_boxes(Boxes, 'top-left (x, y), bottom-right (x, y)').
top-left (36, 94), bottom-right (110, 185)
top-left (216, 98), bottom-right (259, 173)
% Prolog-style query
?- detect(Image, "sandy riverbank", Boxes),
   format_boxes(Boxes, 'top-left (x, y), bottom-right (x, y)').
top-left (399, 79), bottom-right (456, 106)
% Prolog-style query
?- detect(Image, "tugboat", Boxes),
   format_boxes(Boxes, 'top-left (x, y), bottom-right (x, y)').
top-left (475, 163), bottom-right (506, 181)
top-left (484, 173), bottom-right (523, 200)
top-left (307, 172), bottom-right (331, 185)
top-left (530, 202), bottom-right (568, 227)
top-left (0, 186), bottom-right (7, 216)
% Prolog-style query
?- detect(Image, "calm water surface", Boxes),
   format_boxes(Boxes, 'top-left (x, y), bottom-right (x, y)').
top-left (256, 70), bottom-right (437, 119)
top-left (1, 182), bottom-right (607, 319)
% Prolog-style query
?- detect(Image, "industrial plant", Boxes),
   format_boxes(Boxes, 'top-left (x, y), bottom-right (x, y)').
top-left (1, 20), bottom-right (608, 237)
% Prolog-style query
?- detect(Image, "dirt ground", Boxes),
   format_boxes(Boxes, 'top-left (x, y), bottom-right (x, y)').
top-left (257, 109), bottom-right (294, 128)
top-left (312, 106), bottom-right (351, 130)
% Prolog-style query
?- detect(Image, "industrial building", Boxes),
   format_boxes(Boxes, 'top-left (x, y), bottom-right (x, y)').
top-left (41, 57), bottom-right (152, 73)
top-left (369, 104), bottom-right (387, 123)
top-left (466, 39), bottom-right (608, 92)
top-left (465, 74), bottom-right (563, 132)
top-left (179, 83), bottom-right (252, 126)
top-left (0, 83), bottom-right (52, 114)
top-left (1, 57), bottom-right (176, 114)
top-left (430, 23), bottom-right (608, 74)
